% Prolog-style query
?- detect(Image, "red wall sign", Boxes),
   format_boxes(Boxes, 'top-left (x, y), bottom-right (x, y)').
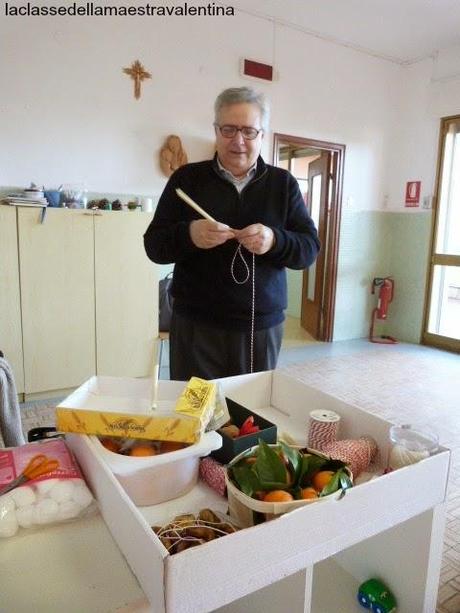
top-left (243, 59), bottom-right (273, 81)
top-left (405, 181), bottom-right (421, 207)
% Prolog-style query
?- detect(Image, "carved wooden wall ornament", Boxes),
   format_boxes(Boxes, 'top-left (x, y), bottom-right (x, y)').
top-left (159, 135), bottom-right (188, 177)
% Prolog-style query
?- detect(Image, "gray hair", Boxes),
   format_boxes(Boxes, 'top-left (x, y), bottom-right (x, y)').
top-left (214, 87), bottom-right (269, 131)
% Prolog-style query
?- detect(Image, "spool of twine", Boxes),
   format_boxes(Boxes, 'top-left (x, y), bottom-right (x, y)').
top-left (307, 410), bottom-right (341, 451)
top-left (322, 436), bottom-right (378, 478)
top-left (388, 444), bottom-right (429, 470)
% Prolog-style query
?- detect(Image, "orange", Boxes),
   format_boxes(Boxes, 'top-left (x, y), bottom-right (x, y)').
top-left (160, 441), bottom-right (187, 454)
top-left (312, 470), bottom-right (335, 492)
top-left (300, 487), bottom-right (319, 500)
top-left (262, 490), bottom-right (294, 503)
top-left (129, 444), bottom-right (157, 457)
top-left (100, 438), bottom-right (121, 454)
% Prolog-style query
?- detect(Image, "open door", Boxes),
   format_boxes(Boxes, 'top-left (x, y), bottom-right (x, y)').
top-left (273, 134), bottom-right (345, 342)
top-left (301, 153), bottom-right (330, 338)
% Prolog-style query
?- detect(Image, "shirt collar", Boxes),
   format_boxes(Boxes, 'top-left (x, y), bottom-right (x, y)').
top-left (216, 157), bottom-right (257, 182)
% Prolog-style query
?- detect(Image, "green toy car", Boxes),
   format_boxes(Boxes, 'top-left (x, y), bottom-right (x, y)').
top-left (357, 578), bottom-right (397, 613)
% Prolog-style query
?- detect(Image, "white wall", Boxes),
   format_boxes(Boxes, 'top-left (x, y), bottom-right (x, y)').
top-left (1, 8), bottom-right (419, 341)
top-left (385, 59), bottom-right (439, 212)
top-left (0, 10), bottom-right (401, 205)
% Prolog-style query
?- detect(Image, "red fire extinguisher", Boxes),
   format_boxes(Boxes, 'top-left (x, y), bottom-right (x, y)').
top-left (369, 277), bottom-right (398, 344)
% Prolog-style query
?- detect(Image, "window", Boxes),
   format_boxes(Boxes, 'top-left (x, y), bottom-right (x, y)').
top-left (423, 117), bottom-right (460, 350)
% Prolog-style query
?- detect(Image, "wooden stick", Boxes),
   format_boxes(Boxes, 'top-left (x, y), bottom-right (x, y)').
top-left (151, 337), bottom-right (162, 410)
top-left (175, 188), bottom-right (217, 222)
top-left (151, 363), bottom-right (159, 410)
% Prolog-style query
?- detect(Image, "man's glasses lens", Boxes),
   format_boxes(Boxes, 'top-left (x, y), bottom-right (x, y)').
top-left (218, 125), bottom-right (261, 140)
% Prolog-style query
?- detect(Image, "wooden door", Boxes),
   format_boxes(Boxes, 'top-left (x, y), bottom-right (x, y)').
top-left (94, 211), bottom-right (158, 377)
top-left (19, 208), bottom-right (96, 394)
top-left (0, 205), bottom-right (24, 393)
top-left (301, 152), bottom-right (330, 338)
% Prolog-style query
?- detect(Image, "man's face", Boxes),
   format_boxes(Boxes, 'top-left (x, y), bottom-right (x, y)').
top-left (215, 102), bottom-right (264, 178)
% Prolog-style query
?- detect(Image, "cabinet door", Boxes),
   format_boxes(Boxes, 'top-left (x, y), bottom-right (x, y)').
top-left (18, 208), bottom-right (96, 394)
top-left (94, 211), bottom-right (158, 377)
top-left (0, 206), bottom-right (24, 393)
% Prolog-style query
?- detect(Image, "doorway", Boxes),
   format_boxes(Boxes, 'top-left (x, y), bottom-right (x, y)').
top-left (273, 134), bottom-right (345, 341)
top-left (422, 115), bottom-right (460, 352)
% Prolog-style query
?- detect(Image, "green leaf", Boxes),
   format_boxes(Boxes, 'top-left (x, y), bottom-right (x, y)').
top-left (298, 454), bottom-right (327, 487)
top-left (319, 469), bottom-right (342, 497)
top-left (254, 440), bottom-right (289, 490)
top-left (279, 441), bottom-right (302, 481)
top-left (231, 464), bottom-right (261, 497)
top-left (339, 471), bottom-right (353, 491)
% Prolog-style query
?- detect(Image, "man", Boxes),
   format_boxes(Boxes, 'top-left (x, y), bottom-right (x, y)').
top-left (144, 86), bottom-right (320, 380)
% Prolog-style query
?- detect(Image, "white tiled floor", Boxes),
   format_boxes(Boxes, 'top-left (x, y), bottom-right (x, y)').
top-left (17, 320), bottom-right (460, 612)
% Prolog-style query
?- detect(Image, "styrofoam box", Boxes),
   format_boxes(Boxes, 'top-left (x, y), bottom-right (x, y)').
top-left (90, 431), bottom-right (222, 506)
top-left (67, 370), bottom-right (450, 613)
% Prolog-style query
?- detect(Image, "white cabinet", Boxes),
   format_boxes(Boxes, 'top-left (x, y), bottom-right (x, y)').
top-left (0, 206), bottom-right (24, 393)
top-left (3, 206), bottom-right (159, 397)
top-left (18, 208), bottom-right (96, 394)
top-left (94, 211), bottom-right (158, 377)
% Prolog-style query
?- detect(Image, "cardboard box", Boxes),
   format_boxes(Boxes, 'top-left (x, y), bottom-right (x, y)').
top-left (211, 398), bottom-right (277, 464)
top-left (67, 370), bottom-right (450, 613)
top-left (56, 377), bottom-right (216, 444)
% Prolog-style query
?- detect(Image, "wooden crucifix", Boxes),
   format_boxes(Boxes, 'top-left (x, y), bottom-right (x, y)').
top-left (123, 60), bottom-right (151, 100)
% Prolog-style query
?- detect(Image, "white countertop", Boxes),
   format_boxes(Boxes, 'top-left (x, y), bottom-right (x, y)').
top-left (0, 512), bottom-right (147, 613)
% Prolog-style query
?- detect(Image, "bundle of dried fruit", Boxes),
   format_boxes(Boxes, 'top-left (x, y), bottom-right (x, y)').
top-left (152, 508), bottom-right (238, 554)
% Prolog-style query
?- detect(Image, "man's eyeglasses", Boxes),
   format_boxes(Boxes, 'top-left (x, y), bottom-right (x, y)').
top-left (214, 124), bottom-right (263, 140)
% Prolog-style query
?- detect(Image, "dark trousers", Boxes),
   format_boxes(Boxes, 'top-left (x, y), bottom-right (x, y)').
top-left (169, 311), bottom-right (284, 380)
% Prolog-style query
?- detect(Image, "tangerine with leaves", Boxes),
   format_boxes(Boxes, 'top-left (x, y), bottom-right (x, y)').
top-left (300, 487), bottom-right (319, 500)
top-left (262, 490), bottom-right (294, 503)
top-left (312, 470), bottom-right (335, 492)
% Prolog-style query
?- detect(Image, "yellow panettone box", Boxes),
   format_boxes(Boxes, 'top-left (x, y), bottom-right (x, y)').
top-left (56, 376), bottom-right (216, 443)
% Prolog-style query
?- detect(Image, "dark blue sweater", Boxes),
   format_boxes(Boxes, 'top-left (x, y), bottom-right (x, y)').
top-left (144, 156), bottom-right (320, 331)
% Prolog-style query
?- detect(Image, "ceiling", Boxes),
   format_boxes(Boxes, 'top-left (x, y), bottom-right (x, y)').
top-left (229, 0), bottom-right (460, 64)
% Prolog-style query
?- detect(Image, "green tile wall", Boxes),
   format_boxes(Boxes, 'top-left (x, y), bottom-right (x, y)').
top-left (332, 209), bottom-right (432, 343)
top-left (333, 210), bottom-right (391, 340)
top-left (384, 212), bottom-right (432, 343)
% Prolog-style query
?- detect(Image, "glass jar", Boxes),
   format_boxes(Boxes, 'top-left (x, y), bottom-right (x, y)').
top-left (61, 184), bottom-right (87, 209)
top-left (388, 424), bottom-right (438, 471)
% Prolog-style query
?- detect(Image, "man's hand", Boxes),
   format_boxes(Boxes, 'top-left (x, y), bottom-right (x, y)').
top-left (233, 224), bottom-right (275, 255)
top-left (189, 219), bottom-right (235, 249)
